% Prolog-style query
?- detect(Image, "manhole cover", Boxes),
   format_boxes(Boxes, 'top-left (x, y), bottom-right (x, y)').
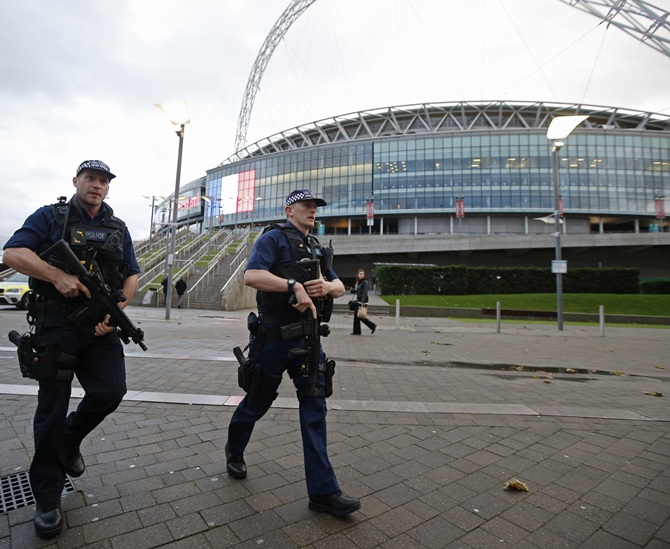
top-left (0, 471), bottom-right (76, 514)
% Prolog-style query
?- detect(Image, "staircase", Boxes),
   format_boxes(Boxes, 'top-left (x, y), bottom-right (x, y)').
top-left (180, 254), bottom-right (237, 310)
top-left (133, 229), bottom-right (259, 311)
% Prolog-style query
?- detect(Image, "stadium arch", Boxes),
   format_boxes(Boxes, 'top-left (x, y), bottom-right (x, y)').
top-left (232, 0), bottom-right (670, 156)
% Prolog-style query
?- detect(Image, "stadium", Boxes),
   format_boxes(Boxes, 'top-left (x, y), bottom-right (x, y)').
top-left (151, 0), bottom-right (670, 295)
top-left (168, 100), bottom-right (669, 281)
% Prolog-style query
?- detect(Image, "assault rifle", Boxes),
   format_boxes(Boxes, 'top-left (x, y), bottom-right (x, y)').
top-left (40, 239), bottom-right (147, 351)
top-left (283, 257), bottom-right (334, 398)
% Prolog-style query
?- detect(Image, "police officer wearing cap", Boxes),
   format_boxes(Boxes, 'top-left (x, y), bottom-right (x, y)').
top-left (225, 189), bottom-right (361, 516)
top-left (3, 160), bottom-right (140, 539)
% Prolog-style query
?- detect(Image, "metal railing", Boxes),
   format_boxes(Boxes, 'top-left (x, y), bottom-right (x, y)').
top-left (228, 241), bottom-right (249, 275)
top-left (184, 233), bottom-right (238, 307)
top-left (180, 228), bottom-right (255, 308)
top-left (220, 258), bottom-right (248, 309)
top-left (137, 229), bottom-right (227, 292)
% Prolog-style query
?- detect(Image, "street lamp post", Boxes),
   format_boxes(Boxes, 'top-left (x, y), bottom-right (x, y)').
top-left (202, 195), bottom-right (221, 248)
top-left (142, 195), bottom-right (164, 251)
top-left (250, 196), bottom-right (261, 229)
top-left (546, 115), bottom-right (588, 331)
top-left (156, 101), bottom-right (190, 320)
top-left (654, 195), bottom-right (666, 232)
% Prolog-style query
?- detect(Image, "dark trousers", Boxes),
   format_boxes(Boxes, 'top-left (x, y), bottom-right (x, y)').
top-left (227, 322), bottom-right (339, 496)
top-left (30, 315), bottom-right (126, 505)
top-left (352, 305), bottom-right (376, 335)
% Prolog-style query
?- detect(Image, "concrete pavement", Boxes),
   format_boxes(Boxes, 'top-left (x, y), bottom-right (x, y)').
top-left (0, 300), bottom-right (668, 548)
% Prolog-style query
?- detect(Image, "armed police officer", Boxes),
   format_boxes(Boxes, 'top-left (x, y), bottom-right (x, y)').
top-left (225, 189), bottom-right (361, 516)
top-left (2, 160), bottom-right (140, 539)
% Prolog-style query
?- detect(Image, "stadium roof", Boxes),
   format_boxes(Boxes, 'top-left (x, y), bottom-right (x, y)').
top-left (221, 100), bottom-right (670, 165)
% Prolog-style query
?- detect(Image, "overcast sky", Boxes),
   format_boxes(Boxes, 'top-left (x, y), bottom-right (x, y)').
top-left (1, 0), bottom-right (668, 242)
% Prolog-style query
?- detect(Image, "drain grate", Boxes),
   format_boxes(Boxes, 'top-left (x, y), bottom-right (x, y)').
top-left (0, 471), bottom-right (76, 514)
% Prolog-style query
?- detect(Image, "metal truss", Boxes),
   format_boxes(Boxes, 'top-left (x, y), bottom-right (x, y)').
top-left (221, 101), bottom-right (670, 164)
top-left (557, 0), bottom-right (670, 57)
top-left (230, 0), bottom-right (669, 161)
top-left (233, 0), bottom-right (317, 157)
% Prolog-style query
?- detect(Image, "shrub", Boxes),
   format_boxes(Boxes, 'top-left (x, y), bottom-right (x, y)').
top-left (375, 265), bottom-right (639, 295)
top-left (640, 280), bottom-right (670, 294)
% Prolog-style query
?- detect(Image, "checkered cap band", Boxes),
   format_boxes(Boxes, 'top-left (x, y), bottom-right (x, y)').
top-left (76, 160), bottom-right (116, 180)
top-left (285, 189), bottom-right (326, 207)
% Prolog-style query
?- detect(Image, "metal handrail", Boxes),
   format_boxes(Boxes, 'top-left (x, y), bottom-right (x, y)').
top-left (181, 229), bottom-right (255, 308)
top-left (220, 258), bottom-right (248, 309)
top-left (137, 229), bottom-right (220, 291)
top-left (228, 242), bottom-right (248, 275)
top-left (185, 235), bottom-right (236, 302)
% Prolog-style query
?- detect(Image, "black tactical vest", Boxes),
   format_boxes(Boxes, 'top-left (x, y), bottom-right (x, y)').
top-left (256, 224), bottom-right (329, 317)
top-left (30, 197), bottom-right (128, 299)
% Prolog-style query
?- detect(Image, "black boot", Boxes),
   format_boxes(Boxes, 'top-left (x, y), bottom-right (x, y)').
top-left (309, 491), bottom-right (361, 516)
top-left (225, 443), bottom-right (247, 479)
top-left (34, 502), bottom-right (63, 539)
top-left (65, 451), bottom-right (85, 478)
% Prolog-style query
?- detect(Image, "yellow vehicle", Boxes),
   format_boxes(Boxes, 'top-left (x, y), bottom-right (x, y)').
top-left (0, 272), bottom-right (33, 310)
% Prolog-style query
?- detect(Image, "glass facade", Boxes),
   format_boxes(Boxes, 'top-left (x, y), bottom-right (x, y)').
top-left (204, 103), bottom-right (670, 235)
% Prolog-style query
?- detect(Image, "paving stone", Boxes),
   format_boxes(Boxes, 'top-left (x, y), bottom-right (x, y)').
top-left (545, 510), bottom-right (602, 544)
top-left (110, 523), bottom-right (174, 549)
top-left (343, 521), bottom-right (389, 548)
top-left (369, 506), bottom-right (424, 538)
top-left (406, 515), bottom-right (464, 548)
top-left (1, 308), bottom-right (669, 548)
top-left (603, 512), bottom-right (659, 546)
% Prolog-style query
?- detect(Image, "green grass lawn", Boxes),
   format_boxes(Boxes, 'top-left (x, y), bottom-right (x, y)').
top-left (381, 293), bottom-right (670, 317)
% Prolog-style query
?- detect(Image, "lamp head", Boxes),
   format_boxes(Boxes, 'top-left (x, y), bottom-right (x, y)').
top-left (546, 115), bottom-right (589, 140)
top-left (155, 101), bottom-right (190, 126)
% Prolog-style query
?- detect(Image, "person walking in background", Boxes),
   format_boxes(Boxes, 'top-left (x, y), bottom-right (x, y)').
top-left (175, 277), bottom-right (187, 309)
top-left (160, 276), bottom-right (168, 307)
top-left (2, 160), bottom-right (140, 539)
top-left (351, 268), bottom-right (376, 335)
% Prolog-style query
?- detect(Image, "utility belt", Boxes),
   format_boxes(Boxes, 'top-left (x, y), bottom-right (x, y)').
top-left (233, 311), bottom-right (336, 402)
top-left (30, 296), bottom-right (105, 327)
top-left (35, 298), bottom-right (83, 315)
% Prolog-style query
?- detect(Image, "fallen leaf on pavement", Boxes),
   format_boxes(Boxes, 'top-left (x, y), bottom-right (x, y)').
top-left (644, 391), bottom-right (663, 397)
top-left (504, 477), bottom-right (529, 492)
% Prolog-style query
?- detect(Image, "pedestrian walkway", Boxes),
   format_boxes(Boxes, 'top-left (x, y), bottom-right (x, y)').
top-left (0, 303), bottom-right (668, 548)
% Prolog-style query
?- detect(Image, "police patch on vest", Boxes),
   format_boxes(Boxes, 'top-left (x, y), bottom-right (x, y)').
top-left (70, 227), bottom-right (122, 248)
top-left (71, 229), bottom-right (86, 246)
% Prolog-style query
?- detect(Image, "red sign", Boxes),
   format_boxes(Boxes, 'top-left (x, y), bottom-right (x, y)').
top-left (455, 198), bottom-right (465, 218)
top-left (656, 198), bottom-right (666, 219)
top-left (366, 199), bottom-right (374, 219)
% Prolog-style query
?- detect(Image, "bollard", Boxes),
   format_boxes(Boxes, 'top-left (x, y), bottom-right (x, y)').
top-left (396, 299), bottom-right (400, 330)
top-left (599, 305), bottom-right (605, 337)
top-left (496, 301), bottom-right (501, 333)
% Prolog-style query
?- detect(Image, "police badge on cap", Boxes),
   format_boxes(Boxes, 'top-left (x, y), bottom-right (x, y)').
top-left (285, 189), bottom-right (327, 207)
top-left (76, 160), bottom-right (116, 180)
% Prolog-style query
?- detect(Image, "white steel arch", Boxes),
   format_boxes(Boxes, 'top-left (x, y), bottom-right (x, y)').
top-left (232, 0), bottom-right (670, 158)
